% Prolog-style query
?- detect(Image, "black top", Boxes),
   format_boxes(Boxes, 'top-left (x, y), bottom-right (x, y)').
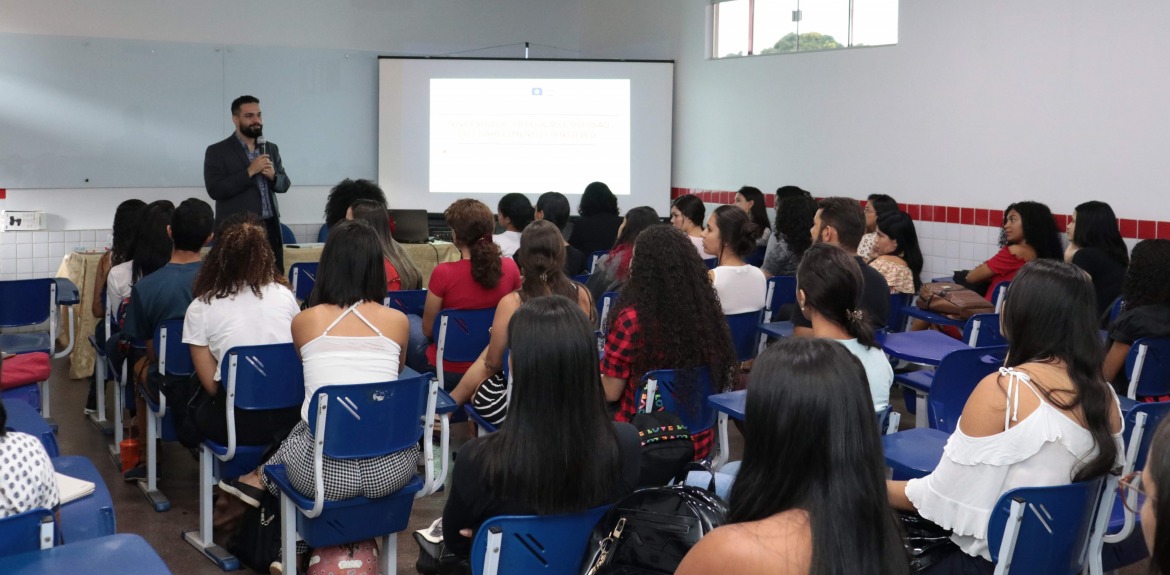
top-left (568, 214), bottom-right (624, 257)
top-left (1109, 304), bottom-right (1170, 346)
top-left (441, 421), bottom-right (642, 557)
top-left (1071, 247), bottom-right (1127, 317)
top-left (564, 244), bottom-right (588, 276)
top-left (790, 255), bottom-right (891, 330)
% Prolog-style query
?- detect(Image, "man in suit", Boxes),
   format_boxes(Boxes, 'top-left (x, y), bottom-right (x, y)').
top-left (203, 95), bottom-right (291, 271)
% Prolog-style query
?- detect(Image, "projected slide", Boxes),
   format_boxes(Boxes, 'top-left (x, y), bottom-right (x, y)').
top-left (429, 78), bottom-right (631, 195)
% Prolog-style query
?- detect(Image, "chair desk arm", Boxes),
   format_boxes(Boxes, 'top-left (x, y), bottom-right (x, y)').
top-left (435, 389), bottom-right (458, 415)
top-left (54, 277), bottom-right (81, 305)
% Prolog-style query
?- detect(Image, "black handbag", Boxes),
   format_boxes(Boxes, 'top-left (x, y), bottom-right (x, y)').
top-left (898, 511), bottom-right (960, 574)
top-left (579, 484), bottom-right (728, 575)
top-left (630, 412), bottom-right (694, 487)
top-left (226, 489), bottom-right (282, 572)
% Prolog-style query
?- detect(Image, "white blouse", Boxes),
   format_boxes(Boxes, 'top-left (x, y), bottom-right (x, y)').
top-left (711, 264), bottom-right (767, 315)
top-left (905, 367), bottom-right (1123, 561)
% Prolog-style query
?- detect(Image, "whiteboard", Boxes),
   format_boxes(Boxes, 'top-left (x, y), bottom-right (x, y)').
top-left (0, 33), bottom-right (378, 188)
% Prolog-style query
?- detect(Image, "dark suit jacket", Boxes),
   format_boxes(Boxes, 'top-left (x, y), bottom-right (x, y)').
top-left (203, 134), bottom-right (290, 230)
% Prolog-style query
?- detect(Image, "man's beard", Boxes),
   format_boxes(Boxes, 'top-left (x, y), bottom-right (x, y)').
top-left (242, 123), bottom-right (263, 138)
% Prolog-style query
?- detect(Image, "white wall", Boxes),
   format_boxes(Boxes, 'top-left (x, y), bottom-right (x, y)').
top-left (580, 0), bottom-right (1170, 221)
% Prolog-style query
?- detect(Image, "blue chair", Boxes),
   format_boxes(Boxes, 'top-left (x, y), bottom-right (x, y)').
top-left (0, 277), bottom-right (80, 422)
top-left (279, 223), bottom-right (297, 244)
top-left (882, 313), bottom-right (1004, 367)
top-left (895, 345), bottom-right (1007, 429)
top-left (744, 245), bottom-right (766, 267)
top-left (755, 276), bottom-right (797, 351)
top-left (465, 404), bottom-right (500, 437)
top-left (53, 455), bottom-right (116, 543)
top-left (136, 319), bottom-right (192, 512)
top-left (589, 251), bottom-right (607, 274)
top-left (384, 289), bottom-right (427, 317)
top-left (3, 399), bottom-right (59, 457)
top-left (1108, 298), bottom-right (1124, 325)
top-left (0, 508), bottom-right (55, 558)
top-left (470, 506), bottom-right (610, 575)
top-left (642, 368), bottom-right (719, 464)
top-left (987, 477), bottom-right (1110, 575)
top-left (571, 273), bottom-right (590, 285)
top-left (85, 304), bottom-right (117, 435)
top-left (1124, 337), bottom-right (1170, 400)
top-left (596, 291), bottom-right (619, 330)
top-left (886, 293), bottom-right (914, 333)
top-left (106, 334), bottom-right (144, 470)
top-left (725, 310), bottom-right (764, 363)
top-left (264, 374), bottom-right (452, 575)
top-left (182, 343), bottom-right (305, 570)
top-left (0, 533), bottom-right (171, 574)
top-left (990, 281), bottom-right (1010, 313)
top-left (317, 223), bottom-right (329, 243)
top-left (288, 262), bottom-right (318, 303)
top-left (434, 308), bottom-right (496, 393)
top-left (702, 257), bottom-right (718, 270)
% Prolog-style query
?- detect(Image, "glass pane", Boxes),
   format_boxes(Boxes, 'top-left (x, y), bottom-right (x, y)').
top-left (714, 0), bottom-right (751, 58)
top-left (754, 0), bottom-right (800, 55)
top-left (793, 0), bottom-right (849, 51)
top-left (852, 0), bottom-right (899, 47)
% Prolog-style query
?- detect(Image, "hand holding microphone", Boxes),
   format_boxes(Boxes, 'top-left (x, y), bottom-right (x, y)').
top-left (253, 136), bottom-right (276, 179)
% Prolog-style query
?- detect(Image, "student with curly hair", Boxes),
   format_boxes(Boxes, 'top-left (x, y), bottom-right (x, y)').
top-left (585, 206), bottom-right (660, 302)
top-left (704, 205), bottom-right (767, 314)
top-left (1065, 201), bottom-right (1129, 316)
top-left (406, 199), bottom-right (521, 387)
top-left (671, 194), bottom-right (715, 259)
top-left (733, 186), bottom-right (771, 245)
top-left (346, 199), bottom-right (423, 291)
top-left (762, 187), bottom-right (816, 278)
top-left (185, 213), bottom-right (301, 447)
top-left (321, 178), bottom-right (387, 234)
top-left (1103, 239), bottom-right (1170, 388)
top-left (601, 225), bottom-right (739, 459)
top-left (965, 201), bottom-right (1063, 299)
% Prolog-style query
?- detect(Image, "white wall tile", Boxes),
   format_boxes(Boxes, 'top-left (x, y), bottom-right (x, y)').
top-left (32, 243), bottom-right (48, 258)
top-left (960, 225), bottom-right (975, 243)
top-left (48, 231), bottom-right (65, 242)
top-left (0, 244), bottom-right (14, 261)
top-left (946, 223), bottom-right (961, 241)
top-left (959, 243), bottom-right (975, 261)
top-left (16, 244), bottom-right (32, 258)
top-left (63, 231), bottom-right (79, 243)
top-left (17, 260), bottom-right (32, 274)
top-left (15, 233), bottom-right (32, 244)
top-left (79, 230), bottom-right (96, 242)
top-left (946, 241), bottom-right (961, 258)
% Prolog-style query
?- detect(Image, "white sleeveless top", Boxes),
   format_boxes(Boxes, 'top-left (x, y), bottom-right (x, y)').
top-left (711, 264), bottom-right (767, 315)
top-left (298, 303), bottom-right (401, 421)
top-left (904, 367), bottom-right (1123, 561)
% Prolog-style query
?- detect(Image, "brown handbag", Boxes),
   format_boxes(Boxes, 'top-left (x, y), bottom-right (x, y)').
top-left (916, 282), bottom-right (995, 320)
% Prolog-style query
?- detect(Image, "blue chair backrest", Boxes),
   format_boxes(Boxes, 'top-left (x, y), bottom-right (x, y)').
top-left (470, 506), bottom-right (610, 575)
top-left (317, 223), bottom-right (329, 243)
top-left (1108, 297), bottom-right (1124, 325)
top-left (703, 257), bottom-right (718, 270)
top-left (987, 478), bottom-right (1104, 574)
top-left (385, 289), bottom-right (427, 317)
top-left (991, 280), bottom-right (1010, 313)
top-left (597, 291), bottom-right (620, 329)
top-left (0, 508), bottom-right (54, 557)
top-left (744, 245), bottom-right (766, 267)
top-left (155, 319), bottom-right (194, 377)
top-left (642, 367), bottom-right (718, 434)
top-left (434, 308), bottom-right (497, 364)
top-left (726, 310), bottom-right (764, 362)
top-left (763, 276), bottom-right (797, 322)
top-left (0, 278), bottom-right (53, 327)
top-left (1126, 337), bottom-right (1170, 398)
top-left (928, 345), bottom-right (1008, 434)
top-left (887, 293), bottom-right (913, 333)
top-left (1121, 401), bottom-right (1170, 472)
top-left (288, 262), bottom-right (319, 302)
top-left (279, 223), bottom-right (297, 244)
top-left (305, 374), bottom-right (431, 459)
top-left (221, 343), bottom-right (306, 411)
top-left (962, 313), bottom-right (1006, 348)
top-left (571, 273), bottom-right (590, 285)
top-left (589, 251), bottom-right (607, 274)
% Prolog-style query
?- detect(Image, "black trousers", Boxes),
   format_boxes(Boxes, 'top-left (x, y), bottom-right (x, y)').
top-left (263, 216), bottom-right (284, 274)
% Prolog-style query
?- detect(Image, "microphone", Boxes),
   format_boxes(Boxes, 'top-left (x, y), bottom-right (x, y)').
top-left (256, 136), bottom-right (267, 155)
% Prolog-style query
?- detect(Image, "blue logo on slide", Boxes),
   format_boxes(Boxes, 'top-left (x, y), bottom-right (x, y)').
top-left (531, 87), bottom-right (542, 96)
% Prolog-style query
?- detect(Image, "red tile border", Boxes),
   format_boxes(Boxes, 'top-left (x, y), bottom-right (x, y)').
top-left (1120, 219), bottom-right (1138, 238)
top-left (1140, 220), bottom-right (1157, 240)
top-left (975, 209), bottom-right (989, 226)
top-left (960, 208), bottom-right (974, 225)
top-left (1159, 222), bottom-right (1170, 240)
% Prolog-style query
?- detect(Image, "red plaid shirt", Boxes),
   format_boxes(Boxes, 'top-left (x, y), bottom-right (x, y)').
top-left (600, 307), bottom-right (714, 459)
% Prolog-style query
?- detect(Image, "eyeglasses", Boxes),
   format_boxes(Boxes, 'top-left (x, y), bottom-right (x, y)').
top-left (1119, 471), bottom-right (1151, 514)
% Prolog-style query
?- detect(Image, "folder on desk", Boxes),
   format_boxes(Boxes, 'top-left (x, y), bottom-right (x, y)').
top-left (55, 472), bottom-right (96, 505)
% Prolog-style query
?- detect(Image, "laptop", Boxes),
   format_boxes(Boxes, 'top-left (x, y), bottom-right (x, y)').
top-left (388, 209), bottom-right (431, 244)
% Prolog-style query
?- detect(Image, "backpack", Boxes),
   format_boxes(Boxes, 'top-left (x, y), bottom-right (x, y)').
top-left (630, 411), bottom-right (694, 487)
top-left (579, 483), bottom-right (728, 575)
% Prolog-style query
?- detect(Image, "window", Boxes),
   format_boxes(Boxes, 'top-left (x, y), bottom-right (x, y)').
top-left (712, 0), bottom-right (898, 58)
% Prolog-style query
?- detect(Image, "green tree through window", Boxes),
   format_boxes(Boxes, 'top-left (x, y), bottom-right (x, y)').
top-left (760, 32), bottom-right (843, 54)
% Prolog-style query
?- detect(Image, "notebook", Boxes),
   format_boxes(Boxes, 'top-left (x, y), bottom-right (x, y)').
top-left (55, 472), bottom-right (95, 504)
top-left (388, 209), bottom-right (431, 244)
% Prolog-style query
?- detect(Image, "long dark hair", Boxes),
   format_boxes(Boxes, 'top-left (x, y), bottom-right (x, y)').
top-left (875, 210), bottom-right (923, 291)
top-left (607, 226), bottom-right (737, 397)
top-left (1000, 260), bottom-right (1118, 482)
top-left (867, 194), bottom-right (899, 217)
top-left (1072, 201), bottom-right (1129, 267)
top-left (1122, 240), bottom-right (1170, 311)
top-left (110, 199), bottom-right (146, 265)
top-left (480, 295), bottom-right (620, 513)
top-left (729, 338), bottom-right (910, 575)
top-left (672, 194), bottom-right (705, 228)
top-left (349, 199), bottom-right (423, 290)
top-left (193, 213), bottom-right (287, 303)
top-left (1145, 417), bottom-right (1170, 575)
top-left (797, 243), bottom-right (877, 348)
top-left (516, 221), bottom-right (591, 320)
top-left (736, 186), bottom-right (770, 239)
top-left (131, 200), bottom-right (175, 282)
top-left (775, 192), bottom-right (817, 260)
top-left (498, 193), bottom-right (534, 232)
top-left (307, 220), bottom-right (387, 308)
top-left (1005, 201), bottom-right (1063, 260)
top-left (612, 207), bottom-right (660, 250)
top-left (445, 199), bottom-right (503, 289)
top-left (711, 205), bottom-right (759, 260)
top-left (578, 182), bottom-right (620, 217)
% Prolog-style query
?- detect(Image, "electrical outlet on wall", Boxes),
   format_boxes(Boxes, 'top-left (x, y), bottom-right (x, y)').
top-left (2, 211), bottom-right (46, 231)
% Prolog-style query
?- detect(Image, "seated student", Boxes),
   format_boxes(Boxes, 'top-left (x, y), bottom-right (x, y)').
top-left (406, 199), bottom-right (522, 388)
top-left (441, 295), bottom-right (640, 558)
top-left (121, 198), bottom-right (214, 482)
top-left (733, 186), bottom-right (771, 245)
top-left (568, 181), bottom-right (624, 256)
top-left (534, 191), bottom-right (588, 276)
top-left (858, 193), bottom-right (899, 261)
top-left (601, 225), bottom-right (738, 460)
top-left (1065, 201), bottom-right (1128, 317)
top-left (761, 187), bottom-right (816, 278)
top-left (493, 193), bottom-right (534, 258)
top-left (888, 260), bottom-right (1122, 573)
top-left (0, 396), bottom-right (60, 518)
top-left (346, 199), bottom-right (424, 291)
top-left (184, 214), bottom-right (301, 447)
top-left (964, 201), bottom-right (1063, 299)
top-left (791, 197), bottom-right (890, 337)
top-left (86, 198), bottom-right (145, 415)
top-left (868, 210), bottom-right (923, 295)
top-left (224, 220), bottom-right (413, 508)
top-left (1133, 417), bottom-right (1170, 574)
top-left (676, 338), bottom-right (911, 575)
top-left (671, 194), bottom-right (716, 259)
top-left (703, 205), bottom-right (767, 314)
top-left (1103, 239), bottom-right (1170, 391)
top-left (585, 206), bottom-right (660, 303)
top-left (450, 221), bottom-right (596, 424)
top-left (799, 243), bottom-right (894, 412)
top-left (320, 178), bottom-right (387, 239)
